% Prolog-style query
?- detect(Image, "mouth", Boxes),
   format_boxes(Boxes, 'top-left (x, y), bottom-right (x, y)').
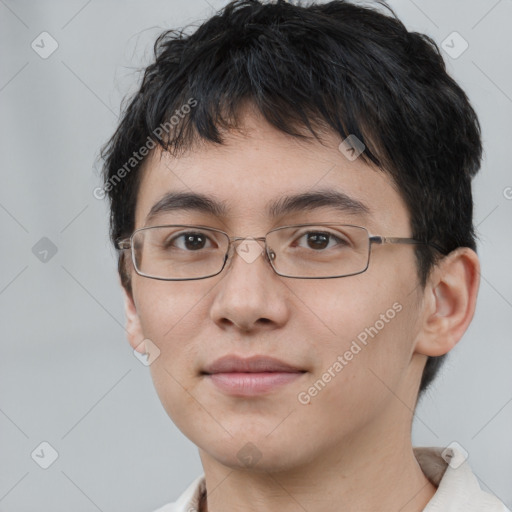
top-left (201, 355), bottom-right (307, 396)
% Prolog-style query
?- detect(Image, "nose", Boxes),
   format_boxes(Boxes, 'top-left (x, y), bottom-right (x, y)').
top-left (208, 237), bottom-right (290, 332)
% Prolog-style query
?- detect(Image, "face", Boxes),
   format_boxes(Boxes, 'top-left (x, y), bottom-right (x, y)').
top-left (125, 108), bottom-right (428, 473)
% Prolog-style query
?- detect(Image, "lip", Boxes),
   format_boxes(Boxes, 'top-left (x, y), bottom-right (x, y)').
top-left (202, 355), bottom-right (306, 396)
top-left (203, 355), bottom-right (303, 374)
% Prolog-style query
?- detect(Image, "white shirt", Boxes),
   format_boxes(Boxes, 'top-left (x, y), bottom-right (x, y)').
top-left (152, 446), bottom-right (509, 512)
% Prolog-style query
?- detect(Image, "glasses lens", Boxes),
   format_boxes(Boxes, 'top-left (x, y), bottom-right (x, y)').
top-left (266, 224), bottom-right (370, 278)
top-left (132, 226), bottom-right (229, 280)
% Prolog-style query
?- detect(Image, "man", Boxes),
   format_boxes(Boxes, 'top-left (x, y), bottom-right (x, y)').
top-left (100, 0), bottom-right (507, 510)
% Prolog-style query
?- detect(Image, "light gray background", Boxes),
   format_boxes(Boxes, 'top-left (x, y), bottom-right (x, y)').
top-left (1, 0), bottom-right (511, 510)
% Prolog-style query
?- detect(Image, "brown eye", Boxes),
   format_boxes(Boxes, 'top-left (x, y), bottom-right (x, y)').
top-left (295, 231), bottom-right (348, 251)
top-left (166, 232), bottom-right (213, 251)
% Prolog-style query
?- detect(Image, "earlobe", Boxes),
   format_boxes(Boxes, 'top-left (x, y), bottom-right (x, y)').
top-left (122, 285), bottom-right (145, 353)
top-left (414, 247), bottom-right (480, 357)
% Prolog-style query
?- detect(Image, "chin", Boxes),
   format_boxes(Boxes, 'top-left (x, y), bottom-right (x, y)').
top-left (199, 440), bottom-right (304, 474)
top-left (194, 424), bottom-right (315, 472)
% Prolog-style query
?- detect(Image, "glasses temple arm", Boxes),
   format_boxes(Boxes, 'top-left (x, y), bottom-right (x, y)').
top-left (116, 239), bottom-right (131, 250)
top-left (370, 236), bottom-right (448, 255)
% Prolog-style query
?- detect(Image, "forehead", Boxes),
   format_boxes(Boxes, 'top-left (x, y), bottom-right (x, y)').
top-left (134, 113), bottom-right (409, 234)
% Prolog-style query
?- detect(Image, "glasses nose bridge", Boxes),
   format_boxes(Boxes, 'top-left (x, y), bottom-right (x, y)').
top-left (229, 235), bottom-right (267, 243)
top-left (227, 235), bottom-right (268, 253)
top-left (224, 234), bottom-right (273, 268)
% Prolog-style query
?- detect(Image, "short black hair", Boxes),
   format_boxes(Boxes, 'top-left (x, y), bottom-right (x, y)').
top-left (100, 0), bottom-right (483, 395)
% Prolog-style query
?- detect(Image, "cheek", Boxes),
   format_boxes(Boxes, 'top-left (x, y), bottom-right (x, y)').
top-left (298, 278), bottom-right (415, 404)
top-left (133, 284), bottom-right (209, 434)
top-left (134, 280), bottom-right (209, 394)
top-left (135, 280), bottom-right (208, 344)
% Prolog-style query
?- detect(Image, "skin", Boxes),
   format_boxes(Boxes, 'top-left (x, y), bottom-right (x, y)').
top-left (122, 105), bottom-right (480, 512)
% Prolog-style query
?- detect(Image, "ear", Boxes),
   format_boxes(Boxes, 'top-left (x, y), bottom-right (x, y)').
top-left (121, 284), bottom-right (146, 354)
top-left (414, 247), bottom-right (480, 357)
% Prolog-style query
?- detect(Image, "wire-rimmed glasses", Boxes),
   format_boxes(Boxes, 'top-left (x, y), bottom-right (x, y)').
top-left (116, 223), bottom-right (447, 281)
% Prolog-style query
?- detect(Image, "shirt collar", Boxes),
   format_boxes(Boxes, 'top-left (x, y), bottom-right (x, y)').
top-left (414, 446), bottom-right (508, 511)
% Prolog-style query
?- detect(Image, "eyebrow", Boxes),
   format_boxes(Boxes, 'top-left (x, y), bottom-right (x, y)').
top-left (145, 189), bottom-right (371, 224)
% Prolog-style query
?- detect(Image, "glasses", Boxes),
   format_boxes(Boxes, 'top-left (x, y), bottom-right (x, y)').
top-left (116, 223), bottom-right (447, 281)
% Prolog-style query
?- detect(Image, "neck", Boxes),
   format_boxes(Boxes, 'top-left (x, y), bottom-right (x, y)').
top-left (198, 428), bottom-right (436, 512)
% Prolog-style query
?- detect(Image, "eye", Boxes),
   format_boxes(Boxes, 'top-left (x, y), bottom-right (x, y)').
top-left (294, 231), bottom-right (349, 251)
top-left (167, 231), bottom-right (215, 251)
